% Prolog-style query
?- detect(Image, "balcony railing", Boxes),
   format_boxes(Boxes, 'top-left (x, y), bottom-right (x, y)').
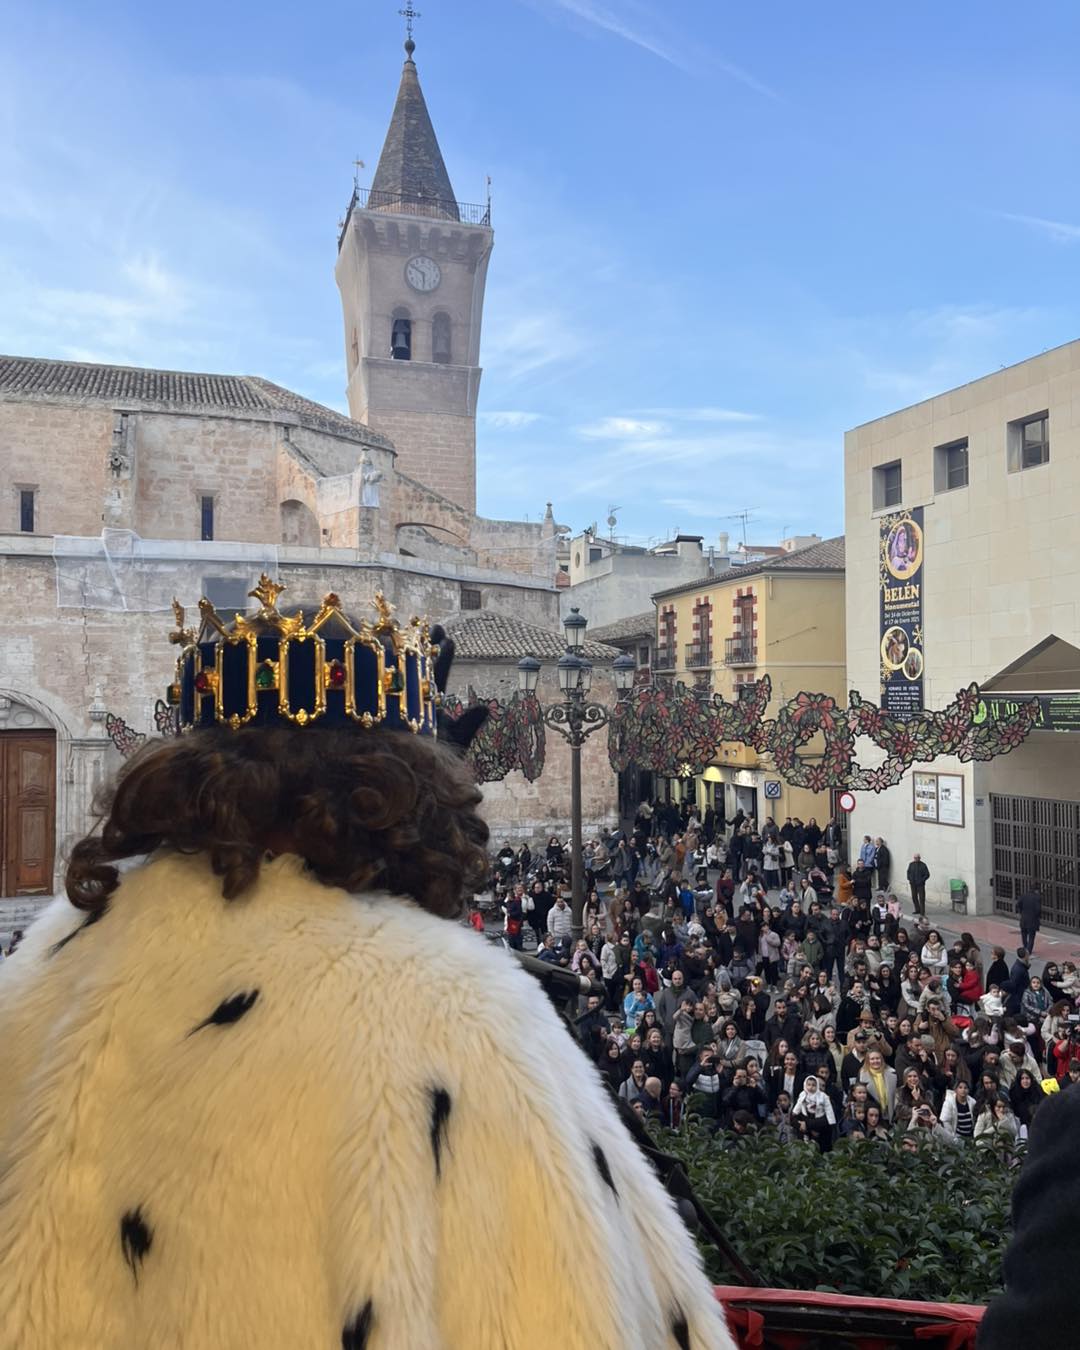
top-left (685, 642), bottom-right (713, 669)
top-left (725, 638), bottom-right (757, 666)
top-left (654, 646), bottom-right (677, 671)
top-left (338, 188), bottom-right (492, 247)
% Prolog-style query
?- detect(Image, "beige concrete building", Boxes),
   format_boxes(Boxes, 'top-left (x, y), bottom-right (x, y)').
top-left (845, 338), bottom-right (1080, 927)
top-left (0, 38), bottom-right (621, 926)
top-left (651, 538), bottom-right (846, 824)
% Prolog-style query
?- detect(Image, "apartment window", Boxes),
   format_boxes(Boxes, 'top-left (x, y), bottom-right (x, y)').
top-left (19, 488), bottom-right (35, 533)
top-left (200, 495), bottom-right (215, 541)
top-left (1008, 412), bottom-right (1049, 472)
top-left (934, 438), bottom-right (969, 493)
top-left (588, 547), bottom-right (603, 563)
top-left (872, 460), bottom-right (903, 510)
top-left (460, 587), bottom-right (482, 610)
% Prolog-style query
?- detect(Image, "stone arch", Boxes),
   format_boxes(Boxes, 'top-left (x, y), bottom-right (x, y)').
top-left (280, 498), bottom-right (320, 547)
top-left (391, 307), bottom-right (412, 361)
top-left (0, 687), bottom-right (82, 897)
top-left (432, 311), bottom-right (452, 364)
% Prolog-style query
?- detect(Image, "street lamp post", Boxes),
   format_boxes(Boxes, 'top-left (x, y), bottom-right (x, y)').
top-left (518, 609), bottom-right (636, 940)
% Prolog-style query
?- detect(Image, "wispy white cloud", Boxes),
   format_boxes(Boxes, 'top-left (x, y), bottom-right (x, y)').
top-left (851, 303), bottom-right (1048, 402)
top-left (479, 410), bottom-right (545, 429)
top-left (634, 405), bottom-right (761, 424)
top-left (997, 211), bottom-right (1080, 244)
top-left (483, 310), bottom-right (588, 380)
top-left (529, 0), bottom-right (779, 98)
top-left (578, 415), bottom-right (667, 439)
top-left (547, 0), bottom-right (689, 70)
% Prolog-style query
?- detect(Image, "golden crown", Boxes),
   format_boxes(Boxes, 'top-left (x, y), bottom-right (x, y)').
top-left (166, 575), bottom-right (437, 734)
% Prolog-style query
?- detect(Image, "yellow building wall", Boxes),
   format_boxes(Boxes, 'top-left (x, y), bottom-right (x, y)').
top-left (660, 570), bottom-right (846, 823)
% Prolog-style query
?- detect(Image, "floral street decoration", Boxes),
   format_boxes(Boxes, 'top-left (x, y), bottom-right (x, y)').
top-left (441, 692), bottom-right (546, 783)
top-left (105, 680), bottom-right (1038, 794)
top-left (607, 677), bottom-right (1040, 794)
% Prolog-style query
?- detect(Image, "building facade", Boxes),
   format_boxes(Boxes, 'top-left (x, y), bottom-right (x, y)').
top-left (559, 531), bottom-right (712, 629)
top-left (0, 38), bottom-right (623, 924)
top-left (845, 339), bottom-right (1080, 925)
top-left (651, 538), bottom-right (846, 824)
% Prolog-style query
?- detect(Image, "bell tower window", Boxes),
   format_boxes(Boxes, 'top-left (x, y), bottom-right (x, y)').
top-left (432, 311), bottom-right (452, 364)
top-left (391, 309), bottom-right (412, 361)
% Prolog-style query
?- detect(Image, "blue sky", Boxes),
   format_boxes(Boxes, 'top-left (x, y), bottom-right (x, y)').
top-left (4, 2), bottom-right (1080, 546)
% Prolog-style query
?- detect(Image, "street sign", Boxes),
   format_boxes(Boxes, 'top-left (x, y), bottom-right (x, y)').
top-left (838, 790), bottom-right (856, 813)
top-left (763, 780), bottom-right (782, 800)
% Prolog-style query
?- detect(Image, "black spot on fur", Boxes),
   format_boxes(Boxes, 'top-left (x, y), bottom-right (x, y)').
top-left (187, 989), bottom-right (259, 1037)
top-left (49, 904), bottom-right (108, 957)
top-left (592, 1142), bottom-right (618, 1200)
top-left (430, 1086), bottom-right (452, 1180)
top-left (120, 1208), bottom-right (152, 1284)
top-left (342, 1300), bottom-right (374, 1350)
top-left (671, 1309), bottom-right (691, 1350)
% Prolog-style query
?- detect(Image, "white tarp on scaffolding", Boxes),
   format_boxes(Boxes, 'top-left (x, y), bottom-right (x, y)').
top-left (53, 531), bottom-right (279, 612)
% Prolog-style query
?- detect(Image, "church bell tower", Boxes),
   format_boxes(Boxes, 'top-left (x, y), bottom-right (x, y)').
top-left (335, 28), bottom-right (493, 513)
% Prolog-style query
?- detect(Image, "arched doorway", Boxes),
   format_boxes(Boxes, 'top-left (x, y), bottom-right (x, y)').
top-left (280, 499), bottom-right (320, 547)
top-left (0, 696), bottom-right (57, 896)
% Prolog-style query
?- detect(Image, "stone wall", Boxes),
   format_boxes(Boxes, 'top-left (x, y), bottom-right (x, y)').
top-left (0, 546), bottom-right (565, 893)
top-left (0, 402), bottom-right (112, 536)
top-left (450, 659), bottom-right (620, 847)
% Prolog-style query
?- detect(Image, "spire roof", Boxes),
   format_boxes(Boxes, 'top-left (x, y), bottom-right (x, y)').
top-left (368, 42), bottom-right (459, 222)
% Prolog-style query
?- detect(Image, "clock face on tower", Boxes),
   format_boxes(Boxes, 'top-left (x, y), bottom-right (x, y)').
top-left (404, 255), bottom-right (442, 293)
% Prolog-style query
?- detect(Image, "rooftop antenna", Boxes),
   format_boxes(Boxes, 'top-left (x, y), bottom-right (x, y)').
top-left (353, 157), bottom-right (365, 191)
top-left (720, 508), bottom-right (756, 548)
top-left (399, 3), bottom-right (421, 55)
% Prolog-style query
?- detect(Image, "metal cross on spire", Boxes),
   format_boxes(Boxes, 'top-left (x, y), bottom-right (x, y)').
top-left (399, 4), bottom-right (421, 43)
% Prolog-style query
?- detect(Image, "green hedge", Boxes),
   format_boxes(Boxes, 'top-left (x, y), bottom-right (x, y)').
top-left (658, 1125), bottom-right (1017, 1304)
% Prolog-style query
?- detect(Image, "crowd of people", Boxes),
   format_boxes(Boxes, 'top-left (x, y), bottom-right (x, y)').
top-left (480, 801), bottom-right (1080, 1153)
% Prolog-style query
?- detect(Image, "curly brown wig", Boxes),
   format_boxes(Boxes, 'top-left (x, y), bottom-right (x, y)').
top-left (65, 724), bottom-right (489, 919)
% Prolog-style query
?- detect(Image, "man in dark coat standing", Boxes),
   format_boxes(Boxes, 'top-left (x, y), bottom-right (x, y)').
top-left (1016, 884), bottom-right (1042, 956)
top-left (906, 853), bottom-right (929, 916)
top-left (1003, 947), bottom-right (1031, 1017)
top-left (873, 837), bottom-right (891, 890)
top-left (978, 1087), bottom-right (1080, 1347)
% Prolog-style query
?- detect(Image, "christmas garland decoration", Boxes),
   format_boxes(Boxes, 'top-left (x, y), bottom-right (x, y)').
top-left (441, 693), bottom-right (546, 783)
top-left (105, 682), bottom-right (1039, 794)
top-left (607, 677), bottom-right (1040, 792)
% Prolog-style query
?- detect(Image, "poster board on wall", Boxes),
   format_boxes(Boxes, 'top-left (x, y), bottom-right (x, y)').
top-left (913, 772), bottom-right (938, 823)
top-left (912, 771), bottom-right (964, 828)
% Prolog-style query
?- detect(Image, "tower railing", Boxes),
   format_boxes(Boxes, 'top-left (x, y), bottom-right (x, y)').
top-left (338, 188), bottom-right (491, 246)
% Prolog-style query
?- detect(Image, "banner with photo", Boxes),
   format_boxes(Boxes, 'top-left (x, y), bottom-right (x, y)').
top-left (879, 506), bottom-right (924, 715)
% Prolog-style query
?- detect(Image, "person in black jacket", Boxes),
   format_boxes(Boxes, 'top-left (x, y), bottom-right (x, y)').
top-left (979, 1086), bottom-right (1080, 1347)
top-left (1016, 884), bottom-right (1042, 956)
top-left (1004, 948), bottom-right (1032, 1016)
top-left (907, 853), bottom-right (930, 915)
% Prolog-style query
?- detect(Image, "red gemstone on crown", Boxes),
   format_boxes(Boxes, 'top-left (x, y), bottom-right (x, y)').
top-left (327, 661), bottom-right (347, 689)
top-left (194, 670), bottom-right (212, 694)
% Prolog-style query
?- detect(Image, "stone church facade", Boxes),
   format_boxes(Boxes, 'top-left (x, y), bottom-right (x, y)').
top-left (0, 38), bottom-right (616, 922)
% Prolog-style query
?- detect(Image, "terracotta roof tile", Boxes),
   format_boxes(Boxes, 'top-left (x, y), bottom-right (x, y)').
top-left (652, 536), bottom-right (845, 600)
top-left (444, 612), bottom-right (618, 661)
top-left (589, 612), bottom-right (656, 644)
top-left (0, 355), bottom-right (393, 450)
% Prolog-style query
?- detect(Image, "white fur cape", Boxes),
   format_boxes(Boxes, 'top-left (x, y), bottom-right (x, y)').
top-left (0, 852), bottom-right (734, 1349)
